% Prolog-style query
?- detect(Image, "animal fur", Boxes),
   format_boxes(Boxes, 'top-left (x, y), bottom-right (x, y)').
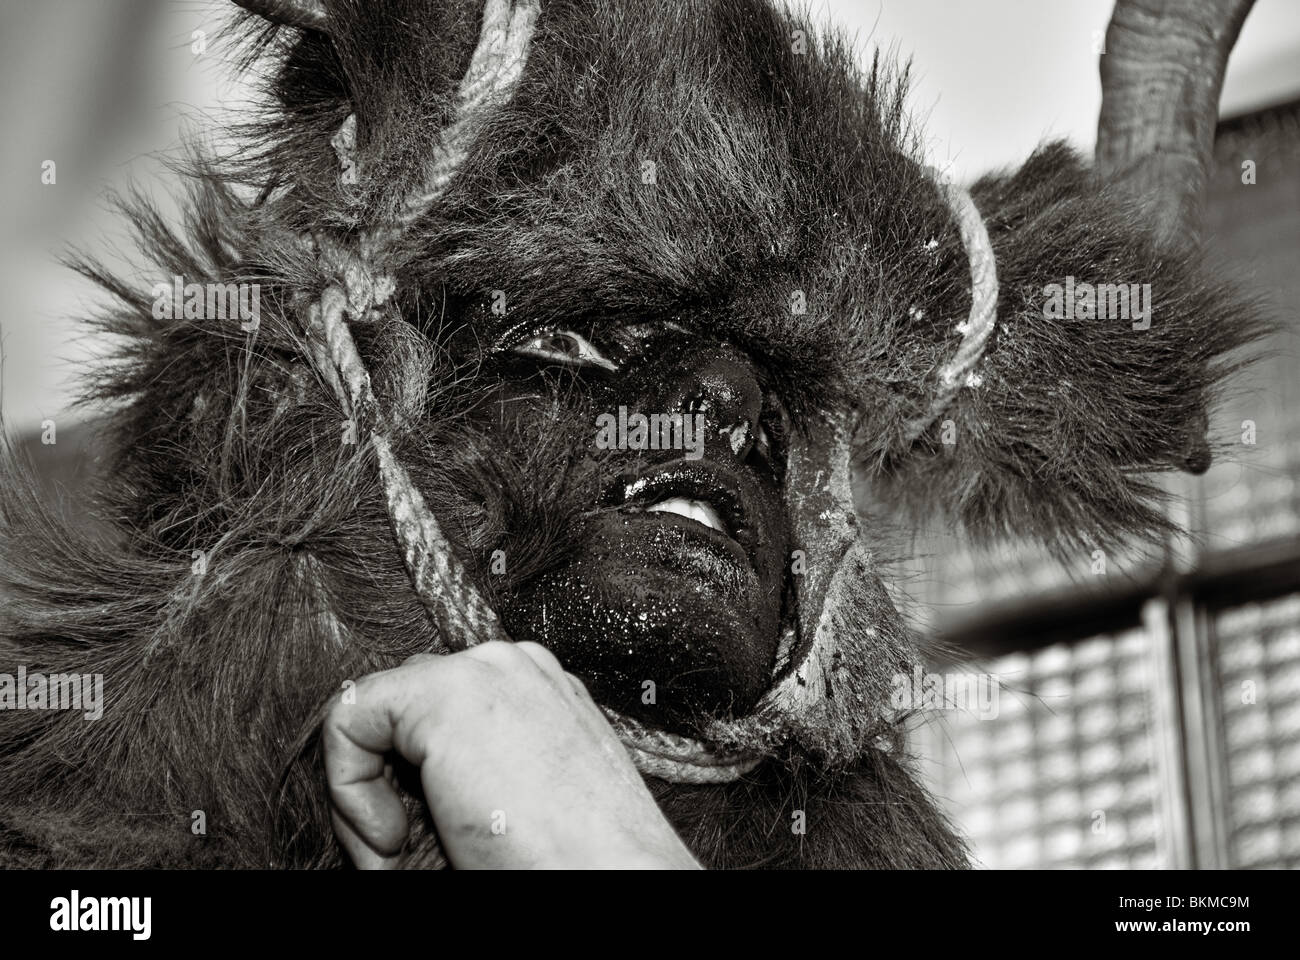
top-left (0, 0), bottom-right (1263, 868)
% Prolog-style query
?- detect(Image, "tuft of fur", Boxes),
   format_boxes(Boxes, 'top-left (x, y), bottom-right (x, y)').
top-left (650, 745), bottom-right (969, 869)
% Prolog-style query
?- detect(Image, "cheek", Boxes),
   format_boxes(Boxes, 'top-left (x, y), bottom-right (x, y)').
top-left (470, 364), bottom-right (613, 431)
top-left (465, 376), bottom-right (590, 456)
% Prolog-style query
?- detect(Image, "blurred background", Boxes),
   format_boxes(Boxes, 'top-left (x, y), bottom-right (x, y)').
top-left (902, 103), bottom-right (1300, 869)
top-left (1, 0), bottom-right (1298, 868)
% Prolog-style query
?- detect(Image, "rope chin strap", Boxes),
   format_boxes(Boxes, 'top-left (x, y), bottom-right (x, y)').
top-left (901, 176), bottom-right (1000, 443)
top-left (295, 0), bottom-right (755, 786)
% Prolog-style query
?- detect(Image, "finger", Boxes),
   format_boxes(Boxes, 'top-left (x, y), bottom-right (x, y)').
top-left (330, 806), bottom-right (402, 870)
top-left (323, 673), bottom-right (426, 867)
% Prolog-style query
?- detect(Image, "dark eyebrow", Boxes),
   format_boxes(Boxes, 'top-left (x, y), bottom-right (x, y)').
top-left (490, 317), bottom-right (545, 351)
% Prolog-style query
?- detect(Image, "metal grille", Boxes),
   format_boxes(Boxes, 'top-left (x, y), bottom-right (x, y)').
top-left (1214, 593), bottom-right (1300, 868)
top-left (914, 627), bottom-right (1171, 868)
top-left (1200, 434), bottom-right (1300, 548)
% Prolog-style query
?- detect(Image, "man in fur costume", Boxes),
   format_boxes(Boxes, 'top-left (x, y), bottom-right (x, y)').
top-left (0, 0), bottom-right (1263, 868)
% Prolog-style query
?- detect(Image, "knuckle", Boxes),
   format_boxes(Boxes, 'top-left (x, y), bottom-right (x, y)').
top-left (465, 639), bottom-right (528, 670)
top-left (321, 690), bottom-right (361, 746)
top-left (566, 671), bottom-right (594, 701)
top-left (516, 640), bottom-right (565, 674)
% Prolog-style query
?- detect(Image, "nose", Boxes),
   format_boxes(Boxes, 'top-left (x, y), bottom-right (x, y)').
top-left (661, 349), bottom-right (763, 464)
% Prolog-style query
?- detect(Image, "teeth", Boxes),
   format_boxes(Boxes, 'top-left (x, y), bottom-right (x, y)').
top-left (646, 496), bottom-right (727, 534)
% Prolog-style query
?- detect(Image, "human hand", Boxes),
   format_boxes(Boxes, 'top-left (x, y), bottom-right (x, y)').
top-left (323, 640), bottom-right (700, 869)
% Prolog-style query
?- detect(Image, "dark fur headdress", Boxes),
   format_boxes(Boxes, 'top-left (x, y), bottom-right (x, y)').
top-left (217, 0), bottom-right (1262, 767)
top-left (0, 0), bottom-right (1264, 867)
top-left (216, 0), bottom-right (1017, 782)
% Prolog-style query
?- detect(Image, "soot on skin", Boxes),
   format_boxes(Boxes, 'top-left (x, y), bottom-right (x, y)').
top-left (468, 318), bottom-right (793, 735)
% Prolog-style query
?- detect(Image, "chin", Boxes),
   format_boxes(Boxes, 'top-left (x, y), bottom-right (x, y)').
top-left (499, 514), bottom-right (789, 735)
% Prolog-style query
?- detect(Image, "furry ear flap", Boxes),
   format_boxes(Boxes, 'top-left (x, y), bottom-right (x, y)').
top-left (857, 143), bottom-right (1268, 551)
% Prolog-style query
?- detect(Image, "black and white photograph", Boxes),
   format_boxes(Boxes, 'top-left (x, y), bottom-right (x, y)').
top-left (0, 0), bottom-right (1296, 935)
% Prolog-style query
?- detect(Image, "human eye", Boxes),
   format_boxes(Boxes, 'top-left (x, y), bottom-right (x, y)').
top-left (509, 328), bottom-right (618, 371)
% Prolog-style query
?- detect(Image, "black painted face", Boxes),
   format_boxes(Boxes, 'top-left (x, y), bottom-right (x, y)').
top-left (468, 317), bottom-right (794, 733)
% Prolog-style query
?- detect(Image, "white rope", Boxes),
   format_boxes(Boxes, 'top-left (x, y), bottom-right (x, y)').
top-left (603, 711), bottom-right (762, 784)
top-left (395, 0), bottom-right (540, 226)
top-left (902, 178), bottom-right (999, 443)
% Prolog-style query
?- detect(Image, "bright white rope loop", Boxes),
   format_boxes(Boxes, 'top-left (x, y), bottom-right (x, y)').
top-left (903, 178), bottom-right (999, 443)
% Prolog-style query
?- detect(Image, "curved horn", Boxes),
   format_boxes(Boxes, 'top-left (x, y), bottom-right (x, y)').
top-left (232, 0), bottom-right (330, 33)
top-left (1096, 0), bottom-right (1255, 250)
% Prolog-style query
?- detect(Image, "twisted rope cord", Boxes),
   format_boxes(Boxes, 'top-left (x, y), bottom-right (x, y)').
top-left (394, 0), bottom-right (540, 227)
top-left (603, 712), bottom-right (762, 783)
top-left (307, 255), bottom-right (509, 648)
top-left (902, 178), bottom-right (999, 443)
top-left (304, 1), bottom-right (543, 646)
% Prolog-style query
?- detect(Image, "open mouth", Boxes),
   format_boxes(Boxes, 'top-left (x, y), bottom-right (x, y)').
top-left (610, 462), bottom-right (758, 554)
top-left (646, 498), bottom-right (728, 534)
top-left (534, 440), bottom-right (798, 730)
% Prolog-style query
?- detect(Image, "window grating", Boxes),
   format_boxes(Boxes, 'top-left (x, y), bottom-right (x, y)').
top-left (913, 628), bottom-right (1171, 869)
top-left (1213, 593), bottom-right (1300, 868)
top-left (1200, 431), bottom-right (1300, 549)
